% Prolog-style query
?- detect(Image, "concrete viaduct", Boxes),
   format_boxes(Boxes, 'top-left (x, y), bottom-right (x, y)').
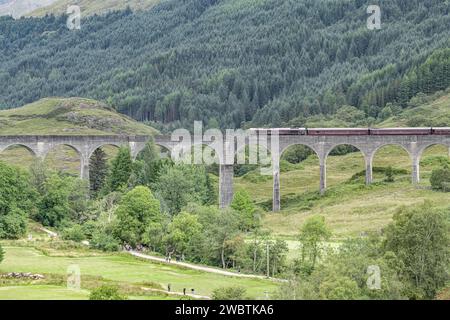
top-left (1, 133), bottom-right (449, 212)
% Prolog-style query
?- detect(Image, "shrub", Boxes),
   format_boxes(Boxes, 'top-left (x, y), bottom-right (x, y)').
top-left (90, 231), bottom-right (121, 252)
top-left (0, 209), bottom-right (27, 240)
top-left (384, 166), bottom-right (395, 183)
top-left (89, 285), bottom-right (127, 300)
top-left (212, 286), bottom-right (248, 300)
top-left (430, 167), bottom-right (450, 191)
top-left (61, 225), bottom-right (85, 242)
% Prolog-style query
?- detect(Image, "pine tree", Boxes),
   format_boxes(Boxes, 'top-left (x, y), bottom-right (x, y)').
top-left (107, 147), bottom-right (133, 192)
top-left (89, 148), bottom-right (109, 196)
top-left (131, 137), bottom-right (162, 187)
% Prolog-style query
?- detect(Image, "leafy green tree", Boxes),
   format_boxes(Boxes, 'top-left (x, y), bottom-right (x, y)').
top-left (206, 208), bottom-right (242, 269)
top-left (279, 237), bottom-right (405, 300)
top-left (0, 161), bottom-right (35, 239)
top-left (107, 147), bottom-right (132, 192)
top-left (164, 212), bottom-right (203, 257)
top-left (154, 164), bottom-right (213, 215)
top-left (89, 285), bottom-right (127, 300)
top-left (142, 222), bottom-right (165, 253)
top-left (265, 239), bottom-right (289, 277)
top-left (430, 167), bottom-right (450, 191)
top-left (383, 204), bottom-right (449, 299)
top-left (90, 230), bottom-right (121, 252)
top-left (36, 174), bottom-right (71, 227)
top-left (114, 186), bottom-right (162, 246)
top-left (318, 276), bottom-right (360, 300)
top-left (0, 244), bottom-right (3, 264)
top-left (231, 189), bottom-right (258, 231)
top-left (0, 209), bottom-right (27, 239)
top-left (212, 286), bottom-right (248, 300)
top-left (89, 148), bottom-right (109, 196)
top-left (61, 225), bottom-right (85, 242)
top-left (298, 216), bottom-right (331, 273)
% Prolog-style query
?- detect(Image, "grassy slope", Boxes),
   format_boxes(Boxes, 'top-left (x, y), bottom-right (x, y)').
top-left (29, 0), bottom-right (161, 17)
top-left (0, 97), bottom-right (155, 174)
top-left (238, 93), bottom-right (450, 239)
top-left (0, 246), bottom-right (278, 299)
top-left (0, 97), bottom-right (157, 136)
top-left (380, 93), bottom-right (450, 127)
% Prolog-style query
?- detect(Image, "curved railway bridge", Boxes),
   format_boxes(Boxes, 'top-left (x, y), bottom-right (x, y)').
top-left (1, 128), bottom-right (449, 212)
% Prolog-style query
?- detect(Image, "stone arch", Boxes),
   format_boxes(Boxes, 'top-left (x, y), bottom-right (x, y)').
top-left (280, 142), bottom-right (322, 192)
top-left (417, 143), bottom-right (450, 160)
top-left (0, 144), bottom-right (37, 169)
top-left (416, 143), bottom-right (450, 183)
top-left (152, 143), bottom-right (172, 160)
top-left (324, 144), bottom-right (367, 186)
top-left (370, 143), bottom-right (412, 183)
top-left (280, 143), bottom-right (320, 160)
top-left (44, 143), bottom-right (82, 159)
top-left (0, 143), bottom-right (37, 156)
top-left (88, 143), bottom-right (121, 159)
top-left (170, 142), bottom-right (223, 166)
top-left (43, 143), bottom-right (83, 177)
top-left (324, 143), bottom-right (367, 159)
top-left (370, 143), bottom-right (412, 163)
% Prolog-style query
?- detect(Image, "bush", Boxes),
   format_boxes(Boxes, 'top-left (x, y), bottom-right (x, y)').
top-left (89, 285), bottom-right (127, 300)
top-left (430, 167), bottom-right (450, 191)
top-left (281, 145), bottom-right (313, 164)
top-left (61, 225), bottom-right (85, 242)
top-left (0, 244), bottom-right (4, 264)
top-left (212, 286), bottom-right (248, 300)
top-left (0, 209), bottom-right (27, 240)
top-left (90, 231), bottom-right (121, 252)
top-left (384, 166), bottom-right (395, 183)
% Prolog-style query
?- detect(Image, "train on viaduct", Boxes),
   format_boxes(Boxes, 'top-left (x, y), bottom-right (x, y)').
top-left (1, 127), bottom-right (449, 212)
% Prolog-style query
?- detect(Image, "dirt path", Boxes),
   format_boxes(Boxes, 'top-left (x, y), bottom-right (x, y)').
top-left (38, 227), bottom-right (58, 238)
top-left (129, 251), bottom-right (285, 282)
top-left (141, 287), bottom-right (211, 300)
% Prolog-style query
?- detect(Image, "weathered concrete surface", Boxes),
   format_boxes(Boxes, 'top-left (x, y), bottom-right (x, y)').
top-left (1, 133), bottom-right (450, 211)
top-left (219, 165), bottom-right (234, 208)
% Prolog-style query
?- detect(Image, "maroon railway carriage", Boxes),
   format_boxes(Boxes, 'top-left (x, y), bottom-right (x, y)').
top-left (370, 128), bottom-right (432, 135)
top-left (432, 127), bottom-right (450, 135)
top-left (306, 128), bottom-right (370, 136)
top-left (249, 128), bottom-right (307, 135)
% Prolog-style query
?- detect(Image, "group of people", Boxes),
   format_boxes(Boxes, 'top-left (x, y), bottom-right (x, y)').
top-left (167, 284), bottom-right (195, 296)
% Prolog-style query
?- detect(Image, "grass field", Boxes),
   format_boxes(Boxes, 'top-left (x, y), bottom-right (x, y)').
top-left (236, 144), bottom-right (450, 239)
top-left (0, 285), bottom-right (90, 300)
top-left (0, 246), bottom-right (279, 300)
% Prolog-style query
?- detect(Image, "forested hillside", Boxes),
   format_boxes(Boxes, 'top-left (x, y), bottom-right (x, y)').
top-left (0, 0), bottom-right (449, 130)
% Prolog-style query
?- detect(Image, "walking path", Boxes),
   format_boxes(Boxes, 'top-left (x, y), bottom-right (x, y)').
top-left (39, 227), bottom-right (58, 238)
top-left (36, 228), bottom-right (284, 282)
top-left (129, 251), bottom-right (285, 282)
top-left (140, 287), bottom-right (211, 300)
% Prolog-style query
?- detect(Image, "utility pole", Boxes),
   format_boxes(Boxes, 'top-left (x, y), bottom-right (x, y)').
top-left (266, 242), bottom-right (270, 278)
